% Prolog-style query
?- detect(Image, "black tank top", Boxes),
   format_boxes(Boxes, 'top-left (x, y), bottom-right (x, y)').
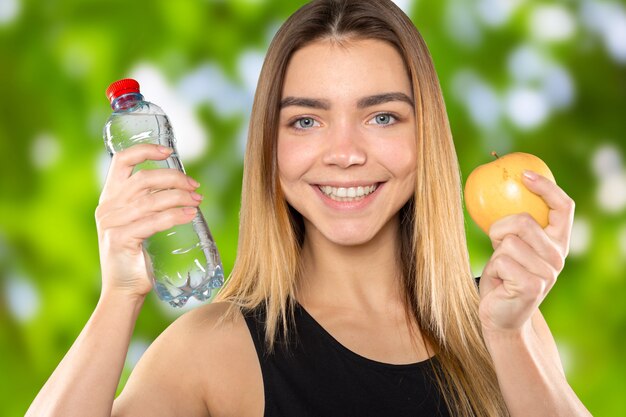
top-left (243, 302), bottom-right (451, 416)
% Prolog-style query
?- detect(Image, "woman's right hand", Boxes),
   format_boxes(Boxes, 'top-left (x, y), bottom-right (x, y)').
top-left (95, 143), bottom-right (202, 300)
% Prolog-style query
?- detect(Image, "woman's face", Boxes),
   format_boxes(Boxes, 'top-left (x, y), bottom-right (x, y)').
top-left (277, 38), bottom-right (417, 246)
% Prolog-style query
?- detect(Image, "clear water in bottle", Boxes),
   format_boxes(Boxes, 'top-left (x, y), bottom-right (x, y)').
top-left (103, 79), bottom-right (223, 307)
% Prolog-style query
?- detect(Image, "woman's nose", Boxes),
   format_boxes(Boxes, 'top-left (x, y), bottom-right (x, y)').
top-left (321, 123), bottom-right (367, 168)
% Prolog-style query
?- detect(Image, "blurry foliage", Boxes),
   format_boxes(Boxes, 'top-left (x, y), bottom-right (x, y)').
top-left (1, 0), bottom-right (625, 416)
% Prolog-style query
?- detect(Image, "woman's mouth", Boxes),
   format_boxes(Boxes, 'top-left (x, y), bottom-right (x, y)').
top-left (317, 183), bottom-right (379, 202)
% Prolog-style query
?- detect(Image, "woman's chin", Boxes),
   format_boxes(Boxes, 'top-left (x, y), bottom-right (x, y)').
top-left (315, 226), bottom-right (378, 247)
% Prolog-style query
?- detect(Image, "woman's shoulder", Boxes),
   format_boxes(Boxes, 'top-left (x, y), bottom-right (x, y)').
top-left (150, 301), bottom-right (251, 357)
top-left (114, 301), bottom-right (264, 417)
top-left (186, 301), bottom-right (265, 415)
top-left (177, 300), bottom-right (247, 333)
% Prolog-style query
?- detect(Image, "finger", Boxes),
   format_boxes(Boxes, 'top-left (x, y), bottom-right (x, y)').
top-left (522, 170), bottom-right (575, 251)
top-left (130, 206), bottom-right (198, 241)
top-left (107, 206), bottom-right (198, 247)
top-left (102, 169), bottom-right (200, 204)
top-left (482, 253), bottom-right (546, 304)
top-left (480, 254), bottom-right (547, 331)
top-left (104, 144), bottom-right (173, 187)
top-left (489, 213), bottom-right (564, 271)
top-left (493, 235), bottom-right (559, 292)
top-left (97, 190), bottom-right (203, 229)
top-left (126, 169), bottom-right (200, 196)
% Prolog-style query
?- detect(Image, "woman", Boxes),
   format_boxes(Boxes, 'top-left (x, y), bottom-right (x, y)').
top-left (28, 0), bottom-right (591, 416)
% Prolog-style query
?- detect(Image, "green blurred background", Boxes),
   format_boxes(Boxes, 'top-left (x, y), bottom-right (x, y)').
top-left (1, 0), bottom-right (625, 415)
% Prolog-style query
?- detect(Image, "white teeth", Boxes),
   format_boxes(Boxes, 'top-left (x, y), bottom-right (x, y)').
top-left (318, 184), bottom-right (378, 201)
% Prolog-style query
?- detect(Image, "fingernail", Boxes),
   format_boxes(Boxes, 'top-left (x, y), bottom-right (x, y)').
top-left (191, 192), bottom-right (203, 201)
top-left (158, 146), bottom-right (173, 154)
top-left (183, 207), bottom-right (197, 215)
top-left (523, 170), bottom-right (538, 181)
top-left (187, 177), bottom-right (200, 188)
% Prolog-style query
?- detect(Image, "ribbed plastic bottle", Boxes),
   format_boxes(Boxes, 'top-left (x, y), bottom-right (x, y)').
top-left (103, 78), bottom-right (224, 307)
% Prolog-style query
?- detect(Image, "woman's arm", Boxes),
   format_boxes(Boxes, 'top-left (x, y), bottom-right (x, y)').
top-left (479, 171), bottom-right (591, 417)
top-left (26, 144), bottom-right (203, 416)
top-left (26, 293), bottom-right (144, 417)
top-left (27, 292), bottom-right (225, 417)
top-left (483, 310), bottom-right (590, 417)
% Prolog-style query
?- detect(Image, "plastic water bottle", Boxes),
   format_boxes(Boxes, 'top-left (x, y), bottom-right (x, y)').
top-left (103, 78), bottom-right (224, 307)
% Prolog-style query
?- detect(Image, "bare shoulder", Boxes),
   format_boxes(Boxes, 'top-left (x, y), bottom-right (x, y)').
top-left (113, 301), bottom-right (263, 417)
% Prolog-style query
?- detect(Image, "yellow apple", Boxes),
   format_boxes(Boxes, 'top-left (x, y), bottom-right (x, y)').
top-left (464, 152), bottom-right (556, 234)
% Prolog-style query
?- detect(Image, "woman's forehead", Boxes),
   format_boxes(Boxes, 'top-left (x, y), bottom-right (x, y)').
top-left (281, 38), bottom-right (412, 102)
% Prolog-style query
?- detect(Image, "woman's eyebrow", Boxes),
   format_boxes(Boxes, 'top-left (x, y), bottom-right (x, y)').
top-left (357, 92), bottom-right (414, 108)
top-left (280, 97), bottom-right (331, 110)
top-left (280, 92), bottom-right (414, 110)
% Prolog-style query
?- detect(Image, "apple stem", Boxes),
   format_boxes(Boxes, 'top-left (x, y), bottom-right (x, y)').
top-left (491, 151), bottom-right (499, 159)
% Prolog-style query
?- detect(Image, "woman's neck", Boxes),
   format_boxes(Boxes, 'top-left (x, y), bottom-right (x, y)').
top-left (296, 216), bottom-right (404, 312)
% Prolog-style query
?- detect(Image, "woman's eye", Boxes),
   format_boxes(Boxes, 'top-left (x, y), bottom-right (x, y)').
top-left (368, 113), bottom-right (398, 126)
top-left (292, 117), bottom-right (319, 129)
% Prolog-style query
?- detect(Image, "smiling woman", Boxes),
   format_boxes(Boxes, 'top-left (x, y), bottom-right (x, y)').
top-left (277, 39), bottom-right (418, 246)
top-left (27, 1), bottom-right (591, 416)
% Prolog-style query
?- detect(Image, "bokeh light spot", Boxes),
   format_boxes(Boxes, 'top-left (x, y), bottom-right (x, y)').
top-left (555, 339), bottom-right (574, 377)
top-left (604, 12), bottom-right (626, 63)
top-left (467, 84), bottom-right (501, 129)
top-left (475, 0), bottom-right (523, 28)
top-left (180, 63), bottom-right (250, 118)
top-left (95, 153), bottom-right (111, 189)
top-left (391, 0), bottom-right (414, 14)
top-left (591, 144), bottom-right (623, 179)
top-left (540, 65), bottom-right (575, 109)
top-left (0, 0), bottom-right (19, 25)
top-left (597, 172), bottom-right (626, 213)
top-left (4, 276), bottom-right (41, 323)
top-left (130, 64), bottom-right (209, 163)
top-left (31, 133), bottom-right (61, 170)
top-left (451, 70), bottom-right (502, 130)
top-left (445, 0), bottom-right (482, 47)
top-left (504, 87), bottom-right (549, 129)
top-left (508, 45), bottom-right (550, 84)
top-left (125, 338), bottom-right (151, 370)
top-left (530, 5), bottom-right (576, 42)
top-left (581, 1), bottom-right (626, 64)
top-left (237, 50), bottom-right (265, 98)
top-left (570, 217), bottom-right (591, 256)
top-left (508, 45), bottom-right (575, 110)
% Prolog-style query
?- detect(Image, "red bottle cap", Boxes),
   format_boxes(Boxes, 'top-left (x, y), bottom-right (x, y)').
top-left (106, 79), bottom-right (140, 104)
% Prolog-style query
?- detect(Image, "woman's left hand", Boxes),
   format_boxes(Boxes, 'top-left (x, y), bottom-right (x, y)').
top-left (478, 170), bottom-right (575, 334)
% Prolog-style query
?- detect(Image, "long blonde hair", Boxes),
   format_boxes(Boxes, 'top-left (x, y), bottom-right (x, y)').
top-left (216, 0), bottom-right (508, 415)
